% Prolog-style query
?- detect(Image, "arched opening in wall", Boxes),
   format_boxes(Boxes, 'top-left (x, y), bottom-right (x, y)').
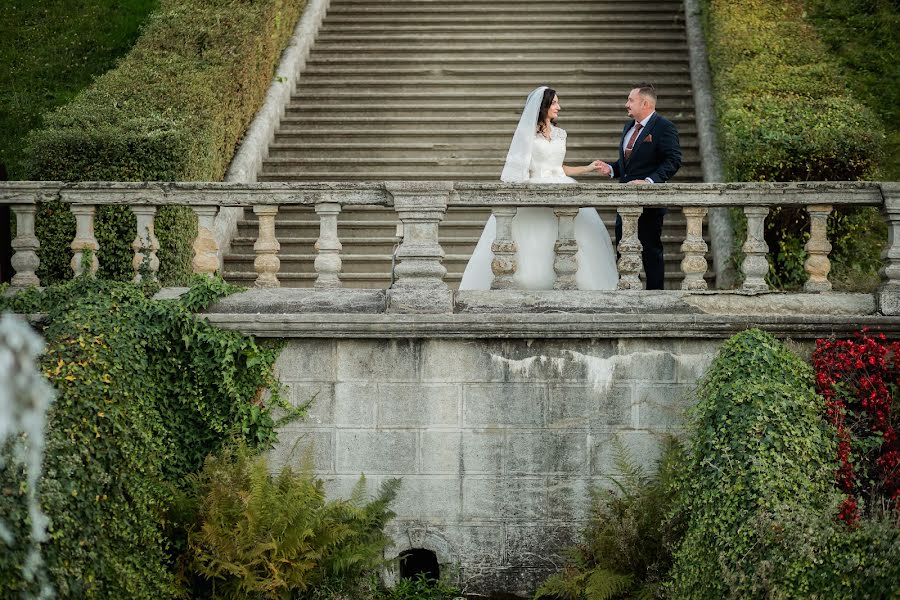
top-left (398, 548), bottom-right (439, 582)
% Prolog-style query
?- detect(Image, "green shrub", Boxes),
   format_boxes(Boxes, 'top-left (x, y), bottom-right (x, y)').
top-left (807, 0), bottom-right (900, 180)
top-left (170, 442), bottom-right (399, 599)
top-left (534, 438), bottom-right (684, 600)
top-left (0, 0), bottom-right (158, 180)
top-left (735, 503), bottom-right (900, 599)
top-left (0, 276), bottom-right (287, 598)
top-left (24, 0), bottom-right (306, 284)
top-left (701, 0), bottom-right (883, 182)
top-left (701, 0), bottom-right (888, 291)
top-left (668, 329), bottom-right (838, 598)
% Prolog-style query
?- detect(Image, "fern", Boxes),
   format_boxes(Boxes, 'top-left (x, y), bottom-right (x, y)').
top-left (171, 442), bottom-right (399, 598)
top-left (533, 437), bottom-right (684, 600)
top-left (585, 569), bottom-right (634, 600)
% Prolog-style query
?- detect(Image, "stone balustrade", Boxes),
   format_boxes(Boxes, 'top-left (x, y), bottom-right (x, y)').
top-left (2, 181), bottom-right (898, 315)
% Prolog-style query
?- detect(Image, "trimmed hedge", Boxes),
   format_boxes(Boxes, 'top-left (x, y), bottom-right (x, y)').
top-left (0, 277), bottom-right (287, 598)
top-left (701, 0), bottom-right (884, 181)
top-left (807, 0), bottom-right (900, 180)
top-left (24, 0), bottom-right (306, 284)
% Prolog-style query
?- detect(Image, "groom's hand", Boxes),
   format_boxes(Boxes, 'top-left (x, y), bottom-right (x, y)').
top-left (593, 161), bottom-right (611, 176)
top-left (627, 179), bottom-right (649, 185)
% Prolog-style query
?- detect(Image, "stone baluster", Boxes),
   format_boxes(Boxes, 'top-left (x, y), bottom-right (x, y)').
top-left (70, 205), bottom-right (99, 277)
top-left (191, 206), bottom-right (220, 276)
top-left (553, 207), bottom-right (579, 290)
top-left (490, 207), bottom-right (518, 290)
top-left (385, 182), bottom-right (452, 313)
top-left (616, 206), bottom-right (643, 290)
top-left (10, 205), bottom-right (40, 289)
top-left (131, 206), bottom-right (160, 282)
top-left (680, 206), bottom-right (709, 290)
top-left (741, 206), bottom-right (770, 292)
top-left (314, 202), bottom-right (342, 288)
top-left (877, 183), bottom-right (900, 315)
top-left (253, 205), bottom-right (280, 288)
top-left (803, 204), bottom-right (833, 292)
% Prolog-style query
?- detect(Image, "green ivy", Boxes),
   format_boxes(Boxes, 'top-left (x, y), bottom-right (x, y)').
top-left (667, 329), bottom-right (882, 598)
top-left (0, 276), bottom-right (291, 598)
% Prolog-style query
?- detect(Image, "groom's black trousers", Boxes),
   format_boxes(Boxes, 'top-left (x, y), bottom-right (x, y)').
top-left (615, 208), bottom-right (667, 290)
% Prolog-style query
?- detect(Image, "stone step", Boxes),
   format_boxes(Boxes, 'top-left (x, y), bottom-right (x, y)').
top-left (278, 115), bottom-right (697, 128)
top-left (224, 250), bottom-right (706, 274)
top-left (266, 144), bottom-right (702, 160)
top-left (315, 31), bottom-right (687, 42)
top-left (311, 41), bottom-right (688, 52)
top-left (328, 2), bottom-right (682, 13)
top-left (270, 129), bottom-right (698, 145)
top-left (306, 53), bottom-right (690, 65)
top-left (284, 97), bottom-right (695, 113)
top-left (256, 169), bottom-right (704, 182)
top-left (322, 13), bottom-right (684, 23)
top-left (259, 157), bottom-right (703, 174)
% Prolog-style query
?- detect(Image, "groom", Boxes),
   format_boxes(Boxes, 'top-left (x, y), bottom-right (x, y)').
top-left (597, 83), bottom-right (682, 290)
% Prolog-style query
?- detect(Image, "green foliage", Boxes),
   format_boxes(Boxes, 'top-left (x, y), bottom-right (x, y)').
top-left (700, 0), bottom-right (884, 182)
top-left (806, 0), bottom-right (900, 180)
top-left (372, 575), bottom-right (464, 600)
top-left (534, 438), bottom-right (684, 600)
top-left (0, 276), bottom-right (286, 598)
top-left (668, 329), bottom-right (839, 598)
top-left (170, 442), bottom-right (399, 599)
top-left (701, 0), bottom-right (888, 291)
top-left (22, 0), bottom-right (306, 284)
top-left (0, 0), bottom-right (158, 180)
top-left (734, 502), bottom-right (900, 599)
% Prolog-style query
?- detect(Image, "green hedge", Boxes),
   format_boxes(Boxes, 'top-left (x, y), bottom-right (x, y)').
top-left (807, 0), bottom-right (900, 180)
top-left (0, 277), bottom-right (287, 598)
top-left (24, 0), bottom-right (306, 284)
top-left (668, 329), bottom-right (900, 598)
top-left (701, 0), bottom-right (884, 181)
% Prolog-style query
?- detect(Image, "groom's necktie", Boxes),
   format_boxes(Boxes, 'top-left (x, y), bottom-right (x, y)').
top-left (624, 123), bottom-right (643, 161)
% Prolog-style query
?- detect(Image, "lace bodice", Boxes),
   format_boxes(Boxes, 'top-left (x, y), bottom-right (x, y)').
top-left (529, 126), bottom-right (567, 180)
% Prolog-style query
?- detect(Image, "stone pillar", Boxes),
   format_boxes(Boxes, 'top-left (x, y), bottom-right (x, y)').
top-left (803, 204), bottom-right (833, 292)
top-left (385, 182), bottom-right (452, 313)
top-left (253, 205), bottom-right (280, 288)
top-left (490, 207), bottom-right (517, 290)
top-left (616, 206), bottom-right (643, 290)
top-left (680, 206), bottom-right (709, 291)
top-left (10, 205), bottom-right (40, 289)
top-left (131, 206), bottom-right (159, 282)
top-left (877, 183), bottom-right (900, 315)
top-left (314, 202), bottom-right (342, 288)
top-left (70, 205), bottom-right (99, 277)
top-left (741, 206), bottom-right (769, 292)
top-left (553, 207), bottom-right (579, 290)
top-left (192, 206), bottom-right (220, 277)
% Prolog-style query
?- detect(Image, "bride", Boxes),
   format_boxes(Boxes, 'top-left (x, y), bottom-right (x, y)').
top-left (458, 86), bottom-right (619, 290)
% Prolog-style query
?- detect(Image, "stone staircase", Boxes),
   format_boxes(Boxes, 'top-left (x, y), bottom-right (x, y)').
top-left (224, 0), bottom-right (710, 289)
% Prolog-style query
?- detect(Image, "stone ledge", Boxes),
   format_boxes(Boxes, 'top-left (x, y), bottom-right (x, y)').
top-left (201, 312), bottom-right (900, 339)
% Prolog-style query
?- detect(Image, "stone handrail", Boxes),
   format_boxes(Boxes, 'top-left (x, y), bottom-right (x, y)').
top-left (2, 181), bottom-right (898, 315)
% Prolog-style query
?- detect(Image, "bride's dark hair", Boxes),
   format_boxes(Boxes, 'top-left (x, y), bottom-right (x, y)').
top-left (536, 87), bottom-right (557, 132)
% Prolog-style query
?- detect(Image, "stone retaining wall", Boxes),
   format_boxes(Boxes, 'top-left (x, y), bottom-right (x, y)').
top-left (270, 336), bottom-right (720, 595)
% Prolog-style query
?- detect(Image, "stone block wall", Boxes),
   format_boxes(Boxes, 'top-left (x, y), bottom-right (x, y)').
top-left (270, 337), bottom-right (719, 596)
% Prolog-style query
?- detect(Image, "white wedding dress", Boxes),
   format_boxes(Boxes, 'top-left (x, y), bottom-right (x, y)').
top-left (458, 125), bottom-right (619, 290)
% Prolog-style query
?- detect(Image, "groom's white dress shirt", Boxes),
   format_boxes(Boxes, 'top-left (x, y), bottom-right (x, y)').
top-left (604, 111), bottom-right (656, 183)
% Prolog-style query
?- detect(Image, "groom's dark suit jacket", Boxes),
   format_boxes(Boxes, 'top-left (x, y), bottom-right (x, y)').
top-left (610, 113), bottom-right (682, 290)
top-left (609, 112), bottom-right (682, 184)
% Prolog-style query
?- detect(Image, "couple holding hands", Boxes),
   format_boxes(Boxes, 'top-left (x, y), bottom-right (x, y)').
top-left (459, 83), bottom-right (683, 291)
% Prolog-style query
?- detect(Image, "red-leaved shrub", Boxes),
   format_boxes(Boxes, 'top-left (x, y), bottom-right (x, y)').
top-left (813, 329), bottom-right (899, 523)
